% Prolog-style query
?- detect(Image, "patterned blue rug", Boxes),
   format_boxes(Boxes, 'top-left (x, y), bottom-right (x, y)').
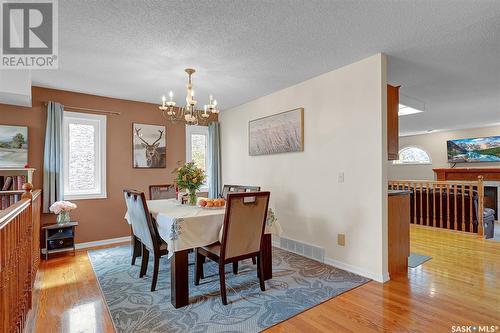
top-left (88, 246), bottom-right (369, 333)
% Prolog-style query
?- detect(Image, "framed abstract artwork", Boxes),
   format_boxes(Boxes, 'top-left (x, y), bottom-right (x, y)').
top-left (133, 123), bottom-right (166, 168)
top-left (0, 125), bottom-right (28, 167)
top-left (249, 108), bottom-right (304, 156)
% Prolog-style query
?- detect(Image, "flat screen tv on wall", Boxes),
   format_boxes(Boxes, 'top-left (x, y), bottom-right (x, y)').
top-left (447, 136), bottom-right (500, 163)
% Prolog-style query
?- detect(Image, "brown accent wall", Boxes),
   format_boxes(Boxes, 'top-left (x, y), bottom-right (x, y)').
top-left (0, 86), bottom-right (214, 243)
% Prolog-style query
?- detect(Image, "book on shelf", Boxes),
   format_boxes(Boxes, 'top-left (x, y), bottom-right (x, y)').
top-left (0, 175), bottom-right (27, 191)
top-left (0, 175), bottom-right (27, 209)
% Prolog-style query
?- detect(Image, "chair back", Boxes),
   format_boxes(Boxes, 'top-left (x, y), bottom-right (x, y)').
top-left (221, 184), bottom-right (261, 199)
top-left (221, 192), bottom-right (270, 260)
top-left (123, 189), bottom-right (159, 251)
top-left (149, 184), bottom-right (177, 200)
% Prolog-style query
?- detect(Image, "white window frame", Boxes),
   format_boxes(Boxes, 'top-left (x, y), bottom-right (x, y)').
top-left (63, 111), bottom-right (107, 200)
top-left (393, 145), bottom-right (432, 165)
top-left (185, 125), bottom-right (209, 192)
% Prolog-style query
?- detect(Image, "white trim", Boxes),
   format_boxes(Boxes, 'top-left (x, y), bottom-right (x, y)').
top-left (75, 236), bottom-right (131, 249)
top-left (41, 236), bottom-right (131, 254)
top-left (271, 236), bottom-right (389, 283)
top-left (63, 111), bottom-right (107, 200)
top-left (324, 257), bottom-right (390, 283)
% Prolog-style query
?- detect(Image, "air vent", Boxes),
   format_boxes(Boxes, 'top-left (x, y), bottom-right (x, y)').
top-left (279, 237), bottom-right (325, 262)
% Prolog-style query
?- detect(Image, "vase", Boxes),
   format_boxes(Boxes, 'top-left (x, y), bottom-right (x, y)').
top-left (57, 211), bottom-right (70, 224)
top-left (188, 189), bottom-right (197, 206)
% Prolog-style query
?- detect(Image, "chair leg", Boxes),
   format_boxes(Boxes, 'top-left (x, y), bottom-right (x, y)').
top-left (232, 262), bottom-right (238, 275)
top-left (131, 235), bottom-right (141, 266)
top-left (194, 249), bottom-right (203, 286)
top-left (140, 245), bottom-right (149, 278)
top-left (257, 253), bottom-right (265, 292)
top-left (151, 255), bottom-right (160, 292)
top-left (200, 256), bottom-right (205, 279)
top-left (252, 257), bottom-right (256, 265)
top-left (219, 262), bottom-right (228, 305)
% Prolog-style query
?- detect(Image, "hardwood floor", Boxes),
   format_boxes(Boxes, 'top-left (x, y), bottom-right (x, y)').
top-left (34, 226), bottom-right (500, 333)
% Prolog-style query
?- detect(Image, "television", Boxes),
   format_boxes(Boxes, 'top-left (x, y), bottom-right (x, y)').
top-left (447, 136), bottom-right (500, 163)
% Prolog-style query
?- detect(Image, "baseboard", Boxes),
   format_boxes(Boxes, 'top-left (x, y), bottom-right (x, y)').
top-left (75, 236), bottom-right (131, 249)
top-left (41, 236), bottom-right (131, 254)
top-left (323, 257), bottom-right (390, 283)
top-left (272, 237), bottom-right (389, 283)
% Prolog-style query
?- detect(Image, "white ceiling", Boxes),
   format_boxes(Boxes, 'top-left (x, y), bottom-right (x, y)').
top-left (32, 0), bottom-right (500, 135)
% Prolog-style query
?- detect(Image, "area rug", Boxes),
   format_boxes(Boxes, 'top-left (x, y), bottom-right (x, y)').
top-left (408, 252), bottom-right (432, 268)
top-left (88, 246), bottom-right (369, 333)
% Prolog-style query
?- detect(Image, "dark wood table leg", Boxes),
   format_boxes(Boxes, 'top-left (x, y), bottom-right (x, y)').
top-left (171, 249), bottom-right (189, 308)
top-left (262, 234), bottom-right (272, 280)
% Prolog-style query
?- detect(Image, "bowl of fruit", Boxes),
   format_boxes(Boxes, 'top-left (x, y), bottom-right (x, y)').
top-left (198, 198), bottom-right (226, 209)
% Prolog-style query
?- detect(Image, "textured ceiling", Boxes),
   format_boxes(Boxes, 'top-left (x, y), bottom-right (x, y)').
top-left (32, 0), bottom-right (500, 135)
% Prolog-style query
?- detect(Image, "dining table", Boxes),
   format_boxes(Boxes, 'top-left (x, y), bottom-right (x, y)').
top-left (125, 198), bottom-right (282, 308)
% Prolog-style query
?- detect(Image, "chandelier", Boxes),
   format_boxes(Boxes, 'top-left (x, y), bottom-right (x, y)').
top-left (159, 68), bottom-right (219, 125)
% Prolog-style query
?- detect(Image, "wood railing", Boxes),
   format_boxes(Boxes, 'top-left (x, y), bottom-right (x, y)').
top-left (389, 177), bottom-right (484, 236)
top-left (0, 188), bottom-right (41, 333)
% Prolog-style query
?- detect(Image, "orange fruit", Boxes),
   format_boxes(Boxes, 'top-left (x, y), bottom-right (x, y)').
top-left (206, 201), bottom-right (214, 207)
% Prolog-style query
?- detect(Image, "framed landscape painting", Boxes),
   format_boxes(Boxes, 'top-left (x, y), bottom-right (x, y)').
top-left (0, 125), bottom-right (28, 167)
top-left (133, 123), bottom-right (166, 168)
top-left (249, 108), bottom-right (304, 156)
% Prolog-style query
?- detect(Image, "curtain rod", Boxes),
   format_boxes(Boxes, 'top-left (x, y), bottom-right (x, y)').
top-left (43, 102), bottom-right (121, 116)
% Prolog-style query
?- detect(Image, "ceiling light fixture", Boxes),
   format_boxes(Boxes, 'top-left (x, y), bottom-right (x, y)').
top-left (398, 104), bottom-right (424, 116)
top-left (159, 68), bottom-right (219, 125)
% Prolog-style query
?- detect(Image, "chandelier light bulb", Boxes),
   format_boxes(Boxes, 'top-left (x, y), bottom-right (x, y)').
top-left (169, 90), bottom-right (173, 99)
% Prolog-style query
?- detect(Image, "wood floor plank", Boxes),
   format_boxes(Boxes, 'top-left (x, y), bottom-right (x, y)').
top-left (33, 226), bottom-right (500, 332)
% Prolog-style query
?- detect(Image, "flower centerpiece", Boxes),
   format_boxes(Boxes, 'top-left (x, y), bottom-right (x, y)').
top-left (173, 162), bottom-right (206, 205)
top-left (49, 201), bottom-right (77, 224)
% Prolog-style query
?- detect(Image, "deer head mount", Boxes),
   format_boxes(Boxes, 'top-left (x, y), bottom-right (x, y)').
top-left (135, 127), bottom-right (164, 167)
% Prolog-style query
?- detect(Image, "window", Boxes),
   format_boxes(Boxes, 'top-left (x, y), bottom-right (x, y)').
top-left (63, 112), bottom-right (106, 199)
top-left (393, 146), bottom-right (431, 165)
top-left (186, 125), bottom-right (209, 191)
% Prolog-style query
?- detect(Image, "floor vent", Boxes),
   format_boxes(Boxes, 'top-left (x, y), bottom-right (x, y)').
top-left (279, 237), bottom-right (325, 263)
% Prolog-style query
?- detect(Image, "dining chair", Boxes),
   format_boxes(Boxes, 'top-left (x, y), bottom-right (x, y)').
top-left (123, 189), bottom-right (168, 291)
top-left (221, 184), bottom-right (262, 265)
top-left (221, 185), bottom-right (261, 199)
top-left (149, 184), bottom-right (177, 200)
top-left (194, 191), bottom-right (270, 305)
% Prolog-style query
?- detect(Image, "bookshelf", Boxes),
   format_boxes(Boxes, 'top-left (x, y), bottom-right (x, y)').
top-left (0, 168), bottom-right (35, 209)
top-left (0, 168), bottom-right (35, 185)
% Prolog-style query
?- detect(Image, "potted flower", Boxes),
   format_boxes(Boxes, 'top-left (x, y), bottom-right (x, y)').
top-left (173, 162), bottom-right (206, 205)
top-left (49, 201), bottom-right (77, 224)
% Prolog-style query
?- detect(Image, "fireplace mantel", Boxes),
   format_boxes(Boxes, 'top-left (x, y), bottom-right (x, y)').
top-left (433, 168), bottom-right (500, 181)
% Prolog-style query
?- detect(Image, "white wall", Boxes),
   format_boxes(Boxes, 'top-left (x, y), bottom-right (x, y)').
top-left (389, 125), bottom-right (500, 180)
top-left (220, 54), bottom-right (388, 282)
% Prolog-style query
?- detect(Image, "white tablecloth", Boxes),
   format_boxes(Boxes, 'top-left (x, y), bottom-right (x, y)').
top-left (125, 199), bottom-right (282, 258)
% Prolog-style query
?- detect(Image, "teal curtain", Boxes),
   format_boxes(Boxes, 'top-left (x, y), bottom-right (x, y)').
top-left (208, 122), bottom-right (221, 198)
top-left (43, 101), bottom-right (64, 213)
